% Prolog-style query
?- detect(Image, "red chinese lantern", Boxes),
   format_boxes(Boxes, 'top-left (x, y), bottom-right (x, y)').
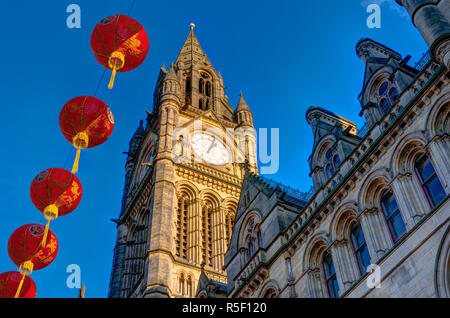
top-left (30, 168), bottom-right (82, 246)
top-left (91, 14), bottom-right (149, 89)
top-left (59, 96), bottom-right (114, 173)
top-left (7, 224), bottom-right (58, 298)
top-left (0, 271), bottom-right (36, 298)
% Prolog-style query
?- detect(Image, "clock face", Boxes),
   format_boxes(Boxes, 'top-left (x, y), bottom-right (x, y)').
top-left (191, 133), bottom-right (230, 165)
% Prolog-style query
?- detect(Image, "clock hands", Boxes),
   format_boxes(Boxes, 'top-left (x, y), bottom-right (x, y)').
top-left (207, 138), bottom-right (217, 153)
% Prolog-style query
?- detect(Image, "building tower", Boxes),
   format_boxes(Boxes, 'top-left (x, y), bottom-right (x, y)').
top-left (108, 24), bottom-right (258, 298)
top-left (396, 0), bottom-right (450, 68)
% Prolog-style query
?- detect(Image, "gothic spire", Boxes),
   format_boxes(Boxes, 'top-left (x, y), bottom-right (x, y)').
top-left (175, 23), bottom-right (209, 68)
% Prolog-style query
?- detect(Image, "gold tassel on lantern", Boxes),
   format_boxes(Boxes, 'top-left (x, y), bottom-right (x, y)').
top-left (71, 132), bottom-right (89, 174)
top-left (14, 261), bottom-right (34, 298)
top-left (108, 51), bottom-right (125, 89)
top-left (40, 204), bottom-right (59, 248)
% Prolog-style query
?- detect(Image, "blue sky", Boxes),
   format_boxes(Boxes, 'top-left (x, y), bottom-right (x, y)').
top-left (0, 1), bottom-right (428, 298)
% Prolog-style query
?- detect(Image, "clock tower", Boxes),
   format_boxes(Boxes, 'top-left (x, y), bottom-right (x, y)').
top-left (108, 24), bottom-right (258, 298)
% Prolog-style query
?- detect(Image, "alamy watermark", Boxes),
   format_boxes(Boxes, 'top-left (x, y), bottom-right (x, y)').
top-left (366, 4), bottom-right (381, 29)
top-left (66, 4), bottom-right (81, 29)
top-left (66, 264), bottom-right (81, 289)
top-left (366, 264), bottom-right (382, 289)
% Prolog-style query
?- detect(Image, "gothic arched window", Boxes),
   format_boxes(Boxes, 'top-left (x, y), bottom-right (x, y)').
top-left (380, 191), bottom-right (406, 242)
top-left (179, 273), bottom-right (185, 296)
top-left (199, 72), bottom-right (212, 110)
top-left (323, 252), bottom-right (338, 298)
top-left (187, 276), bottom-right (193, 298)
top-left (377, 80), bottom-right (399, 115)
top-left (323, 148), bottom-right (340, 180)
top-left (415, 155), bottom-right (445, 207)
top-left (350, 223), bottom-right (370, 274)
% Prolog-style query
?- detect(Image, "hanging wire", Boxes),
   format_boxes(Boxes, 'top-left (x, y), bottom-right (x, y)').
top-left (128, 0), bottom-right (137, 15)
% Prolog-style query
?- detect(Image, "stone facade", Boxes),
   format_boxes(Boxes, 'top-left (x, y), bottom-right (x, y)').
top-left (225, 0), bottom-right (450, 298)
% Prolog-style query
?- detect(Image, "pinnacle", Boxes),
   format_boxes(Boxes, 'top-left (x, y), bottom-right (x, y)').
top-left (236, 92), bottom-right (251, 112)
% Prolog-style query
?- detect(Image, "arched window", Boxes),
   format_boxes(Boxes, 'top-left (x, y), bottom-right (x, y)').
top-left (380, 191), bottom-right (406, 242)
top-left (377, 80), bottom-right (399, 114)
top-left (179, 273), bottom-right (185, 296)
top-left (323, 148), bottom-right (340, 180)
top-left (199, 72), bottom-right (212, 110)
top-left (187, 276), bottom-right (193, 297)
top-left (388, 87), bottom-right (399, 103)
top-left (323, 252), bottom-right (338, 298)
top-left (350, 224), bottom-right (370, 274)
top-left (415, 155), bottom-right (446, 208)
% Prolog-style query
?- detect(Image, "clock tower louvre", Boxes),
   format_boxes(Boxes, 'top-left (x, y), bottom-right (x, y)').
top-left (109, 24), bottom-right (258, 298)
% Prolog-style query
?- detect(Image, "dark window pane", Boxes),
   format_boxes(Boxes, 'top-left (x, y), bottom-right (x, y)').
top-left (382, 192), bottom-right (398, 217)
top-left (328, 277), bottom-right (339, 298)
top-left (389, 212), bottom-right (406, 240)
top-left (323, 253), bottom-right (335, 277)
top-left (425, 177), bottom-right (446, 206)
top-left (359, 246), bottom-right (371, 274)
top-left (333, 155), bottom-right (341, 168)
top-left (379, 98), bottom-right (390, 114)
top-left (417, 157), bottom-right (435, 181)
top-left (379, 82), bottom-right (388, 95)
top-left (326, 149), bottom-right (333, 162)
top-left (389, 87), bottom-right (399, 102)
top-left (351, 225), bottom-right (365, 248)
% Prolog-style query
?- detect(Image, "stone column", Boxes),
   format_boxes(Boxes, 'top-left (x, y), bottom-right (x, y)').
top-left (391, 173), bottom-right (429, 227)
top-left (108, 223), bottom-right (128, 298)
top-left (396, 0), bottom-right (450, 67)
top-left (330, 240), bottom-right (360, 292)
top-left (427, 136), bottom-right (450, 195)
top-left (143, 104), bottom-right (178, 298)
top-left (307, 268), bottom-right (326, 298)
top-left (358, 208), bottom-right (392, 263)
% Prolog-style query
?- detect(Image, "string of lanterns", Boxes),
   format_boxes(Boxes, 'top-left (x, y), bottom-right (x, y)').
top-left (0, 12), bottom-right (149, 298)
